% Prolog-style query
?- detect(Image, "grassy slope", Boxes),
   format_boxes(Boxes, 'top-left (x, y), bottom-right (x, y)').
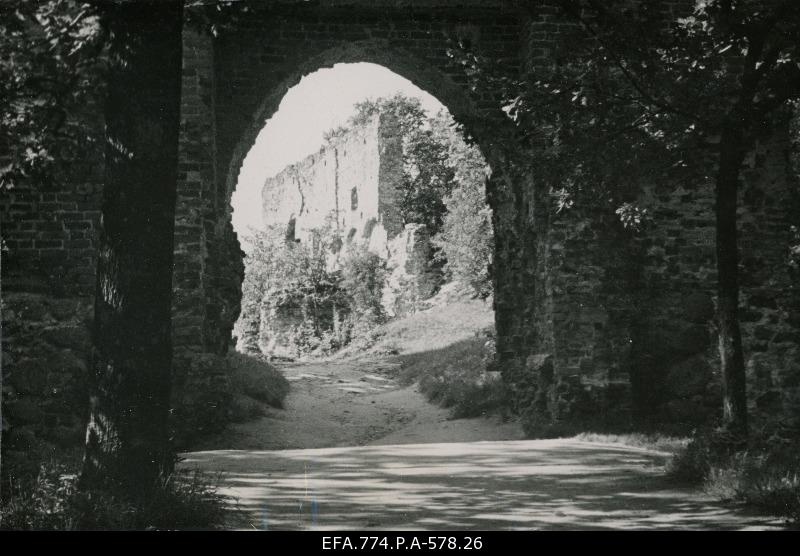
top-left (341, 290), bottom-right (506, 418)
top-left (226, 351), bottom-right (291, 423)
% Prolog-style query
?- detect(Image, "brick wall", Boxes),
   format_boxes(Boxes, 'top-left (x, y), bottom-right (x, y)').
top-left (2, 0), bottom-right (798, 465)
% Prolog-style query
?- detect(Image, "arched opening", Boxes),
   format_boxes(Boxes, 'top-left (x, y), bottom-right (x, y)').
top-left (211, 55), bottom-right (512, 454)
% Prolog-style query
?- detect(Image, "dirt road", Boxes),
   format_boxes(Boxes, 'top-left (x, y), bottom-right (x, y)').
top-left (194, 357), bottom-right (524, 451)
top-left (185, 356), bottom-right (785, 530)
top-left (185, 438), bottom-right (783, 530)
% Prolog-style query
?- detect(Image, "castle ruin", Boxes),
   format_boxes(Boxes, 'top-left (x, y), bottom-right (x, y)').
top-left (261, 112), bottom-right (404, 256)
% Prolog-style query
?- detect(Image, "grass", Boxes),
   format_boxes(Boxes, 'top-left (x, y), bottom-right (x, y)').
top-left (666, 427), bottom-right (800, 525)
top-left (335, 293), bottom-right (503, 418)
top-left (704, 451), bottom-right (800, 523)
top-left (226, 351), bottom-right (290, 422)
top-left (0, 458), bottom-right (228, 530)
top-left (347, 296), bottom-right (506, 419)
top-left (399, 335), bottom-right (508, 418)
top-left (573, 432), bottom-right (689, 454)
top-left (366, 298), bottom-right (495, 357)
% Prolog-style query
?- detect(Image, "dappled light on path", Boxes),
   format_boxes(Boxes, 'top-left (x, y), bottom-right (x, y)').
top-left (183, 439), bottom-right (783, 530)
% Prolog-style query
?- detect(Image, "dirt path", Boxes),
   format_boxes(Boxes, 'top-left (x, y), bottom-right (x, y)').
top-left (184, 439), bottom-right (785, 530)
top-left (194, 357), bottom-right (524, 452)
top-left (185, 355), bottom-right (786, 530)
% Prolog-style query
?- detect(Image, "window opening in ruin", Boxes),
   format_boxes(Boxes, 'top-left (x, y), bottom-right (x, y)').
top-left (285, 217), bottom-right (297, 243)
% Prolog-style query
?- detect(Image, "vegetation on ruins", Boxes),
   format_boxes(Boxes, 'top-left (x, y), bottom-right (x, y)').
top-left (327, 94), bottom-right (457, 237)
top-left (237, 223), bottom-right (387, 358)
top-left (326, 93), bottom-right (494, 297)
top-left (238, 93), bottom-right (494, 359)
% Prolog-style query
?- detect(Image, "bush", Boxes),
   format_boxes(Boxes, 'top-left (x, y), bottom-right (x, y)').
top-left (340, 246), bottom-right (387, 328)
top-left (236, 224), bottom-right (351, 358)
top-left (434, 163), bottom-right (493, 299)
top-left (0, 460), bottom-right (228, 530)
top-left (667, 425), bottom-right (800, 524)
top-left (705, 449), bottom-right (800, 524)
top-left (227, 351), bottom-right (290, 410)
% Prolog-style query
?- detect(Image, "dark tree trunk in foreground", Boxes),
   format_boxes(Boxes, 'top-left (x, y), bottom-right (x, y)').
top-left (715, 121), bottom-right (749, 437)
top-left (81, 1), bottom-right (183, 496)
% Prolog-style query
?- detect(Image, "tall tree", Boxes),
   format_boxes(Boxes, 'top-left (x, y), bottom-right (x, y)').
top-left (568, 0), bottom-right (799, 436)
top-left (80, 0), bottom-right (184, 496)
top-left (473, 0), bottom-right (800, 436)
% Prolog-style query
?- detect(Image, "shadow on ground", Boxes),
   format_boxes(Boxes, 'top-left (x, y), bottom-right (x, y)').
top-left (182, 439), bottom-right (784, 530)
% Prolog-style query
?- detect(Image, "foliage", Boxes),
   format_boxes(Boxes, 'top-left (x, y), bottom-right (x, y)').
top-left (330, 94), bottom-right (491, 238)
top-left (327, 94), bottom-right (494, 297)
top-left (454, 0), bottom-right (800, 436)
top-left (433, 114), bottom-right (493, 298)
top-left (0, 1), bottom-right (106, 191)
top-left (668, 424), bottom-right (800, 524)
top-left (237, 226), bottom-right (287, 353)
top-left (236, 224), bottom-right (349, 357)
top-left (340, 246), bottom-right (388, 330)
top-left (0, 459), bottom-right (227, 530)
top-left (398, 328), bottom-right (507, 419)
top-left (267, 225), bottom-right (348, 341)
top-left (237, 223), bottom-right (391, 358)
top-left (453, 0), bottom-right (800, 228)
top-left (226, 352), bottom-right (290, 422)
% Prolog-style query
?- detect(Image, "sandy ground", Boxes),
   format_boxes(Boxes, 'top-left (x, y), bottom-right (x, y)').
top-left (194, 358), bottom-right (524, 452)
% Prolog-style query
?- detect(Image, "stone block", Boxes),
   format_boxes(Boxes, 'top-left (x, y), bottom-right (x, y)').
top-left (42, 325), bottom-right (91, 350)
top-left (8, 398), bottom-right (44, 425)
top-left (665, 355), bottom-right (712, 398)
top-left (681, 291), bottom-right (714, 323)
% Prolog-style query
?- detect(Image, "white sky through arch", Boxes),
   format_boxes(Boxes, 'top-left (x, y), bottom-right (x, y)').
top-left (231, 62), bottom-right (446, 237)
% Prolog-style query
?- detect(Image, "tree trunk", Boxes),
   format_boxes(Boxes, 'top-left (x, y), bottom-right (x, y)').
top-left (715, 123), bottom-right (749, 437)
top-left (0, 247), bottom-right (4, 498)
top-left (81, 1), bottom-right (183, 496)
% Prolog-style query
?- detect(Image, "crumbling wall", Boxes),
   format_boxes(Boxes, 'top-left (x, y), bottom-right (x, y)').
top-left (261, 112), bottom-right (403, 252)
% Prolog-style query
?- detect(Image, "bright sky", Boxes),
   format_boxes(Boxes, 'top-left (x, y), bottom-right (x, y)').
top-left (231, 62), bottom-right (445, 236)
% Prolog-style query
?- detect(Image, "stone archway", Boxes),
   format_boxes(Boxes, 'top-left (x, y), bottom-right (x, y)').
top-left (2, 1), bottom-right (798, 451)
top-left (170, 6), bottom-right (531, 429)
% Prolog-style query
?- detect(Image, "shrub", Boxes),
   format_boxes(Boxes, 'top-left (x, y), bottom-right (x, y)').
top-left (666, 433), bottom-right (716, 485)
top-left (705, 449), bottom-right (800, 523)
top-left (433, 149), bottom-right (493, 299)
top-left (0, 459), bottom-right (80, 530)
top-left (667, 424), bottom-right (800, 524)
top-left (340, 246), bottom-right (387, 329)
top-left (236, 224), bottom-right (351, 358)
top-left (228, 352), bottom-right (289, 407)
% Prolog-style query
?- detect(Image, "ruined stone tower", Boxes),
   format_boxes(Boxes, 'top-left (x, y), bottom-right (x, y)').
top-left (261, 112), bottom-right (403, 256)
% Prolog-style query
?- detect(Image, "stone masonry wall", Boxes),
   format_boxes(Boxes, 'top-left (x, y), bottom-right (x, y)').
top-left (172, 0), bottom-right (524, 407)
top-left (261, 112), bottom-right (403, 250)
top-left (1, 129), bottom-right (103, 475)
top-left (511, 4), bottom-right (800, 434)
top-left (2, 1), bottom-right (798, 468)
